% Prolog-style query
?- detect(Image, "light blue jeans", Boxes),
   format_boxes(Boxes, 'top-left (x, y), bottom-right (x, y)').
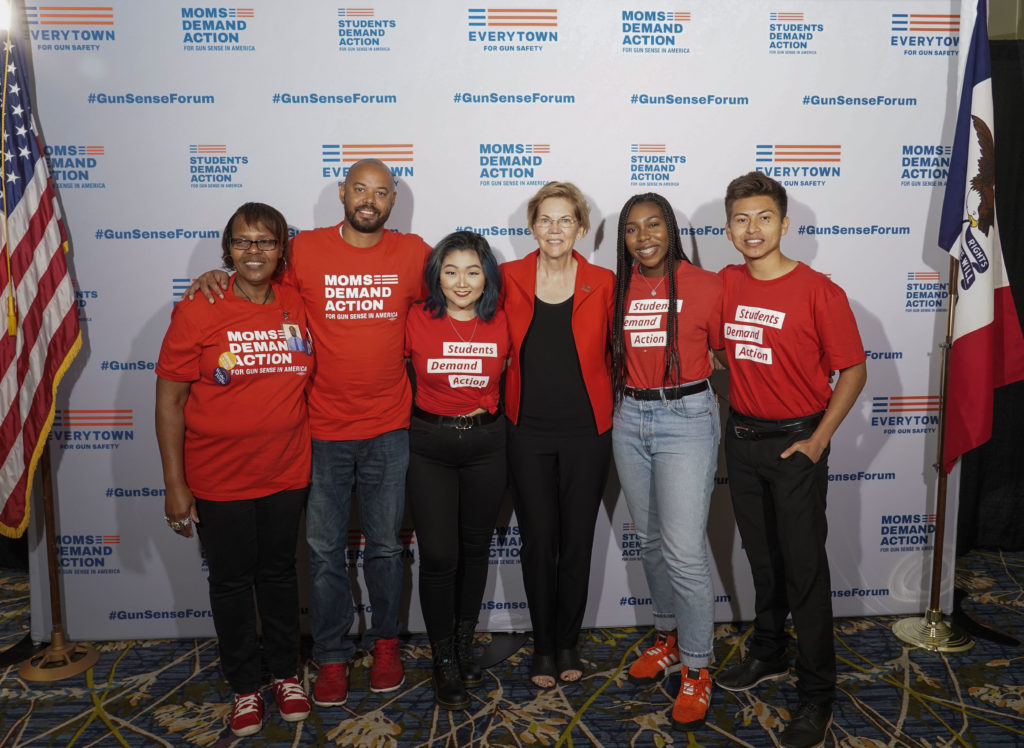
top-left (306, 430), bottom-right (408, 664)
top-left (612, 384), bottom-right (720, 668)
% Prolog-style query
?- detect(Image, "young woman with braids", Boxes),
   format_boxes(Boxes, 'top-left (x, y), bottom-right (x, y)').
top-left (610, 193), bottom-right (724, 731)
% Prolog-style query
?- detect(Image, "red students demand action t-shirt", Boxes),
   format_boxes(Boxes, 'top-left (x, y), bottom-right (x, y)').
top-left (720, 262), bottom-right (865, 420)
top-left (156, 278), bottom-right (313, 500)
top-left (282, 225), bottom-right (430, 440)
top-left (623, 261), bottom-right (723, 389)
top-left (405, 303), bottom-right (510, 416)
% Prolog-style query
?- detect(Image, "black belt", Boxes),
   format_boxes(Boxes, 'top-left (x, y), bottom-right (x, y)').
top-left (624, 380), bottom-right (709, 401)
top-left (413, 406), bottom-right (501, 430)
top-left (729, 409), bottom-right (824, 441)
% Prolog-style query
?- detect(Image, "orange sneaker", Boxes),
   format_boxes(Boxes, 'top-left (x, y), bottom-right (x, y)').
top-left (672, 668), bottom-right (712, 731)
top-left (627, 632), bottom-right (681, 685)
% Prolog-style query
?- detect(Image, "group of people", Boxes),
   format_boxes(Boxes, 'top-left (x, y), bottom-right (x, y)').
top-left (155, 159), bottom-right (866, 748)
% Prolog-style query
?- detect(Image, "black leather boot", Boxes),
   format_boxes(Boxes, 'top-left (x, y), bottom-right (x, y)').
top-left (431, 636), bottom-right (469, 710)
top-left (455, 619), bottom-right (484, 688)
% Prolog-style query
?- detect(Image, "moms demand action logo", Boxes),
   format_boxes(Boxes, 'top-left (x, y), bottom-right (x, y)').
top-left (767, 11), bottom-right (823, 55)
top-left (905, 271), bottom-right (948, 312)
top-left (891, 12), bottom-right (959, 56)
top-left (44, 144), bottom-right (105, 189)
top-left (57, 534), bottom-right (120, 574)
top-left (49, 409), bottom-right (134, 450)
top-left (188, 144), bottom-right (247, 189)
top-left (755, 144), bottom-right (840, 187)
top-left (489, 525), bottom-right (521, 565)
top-left (338, 8), bottom-right (396, 51)
top-left (28, 4), bottom-right (115, 51)
top-left (181, 6), bottom-right (255, 51)
top-left (870, 396), bottom-right (939, 435)
top-left (321, 144), bottom-right (413, 181)
top-left (880, 513), bottom-right (936, 552)
top-left (899, 144), bottom-right (951, 187)
top-left (629, 144), bottom-right (685, 187)
top-left (468, 8), bottom-right (557, 52)
top-left (479, 143), bottom-right (550, 187)
top-left (620, 10), bottom-right (691, 54)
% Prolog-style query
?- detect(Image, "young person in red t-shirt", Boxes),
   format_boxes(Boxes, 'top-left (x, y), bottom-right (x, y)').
top-left (715, 173), bottom-right (866, 748)
top-left (610, 193), bottom-right (723, 731)
top-left (157, 203), bottom-right (313, 737)
top-left (187, 160), bottom-right (431, 706)
top-left (404, 231), bottom-right (510, 710)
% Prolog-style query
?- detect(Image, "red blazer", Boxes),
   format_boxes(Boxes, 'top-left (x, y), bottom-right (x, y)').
top-left (500, 249), bottom-right (615, 433)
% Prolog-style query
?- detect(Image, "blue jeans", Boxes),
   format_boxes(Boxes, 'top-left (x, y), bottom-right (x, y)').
top-left (612, 384), bottom-right (720, 668)
top-left (306, 430), bottom-right (408, 664)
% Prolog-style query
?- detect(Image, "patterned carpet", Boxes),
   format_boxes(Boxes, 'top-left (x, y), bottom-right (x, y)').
top-left (1, 551), bottom-right (1022, 747)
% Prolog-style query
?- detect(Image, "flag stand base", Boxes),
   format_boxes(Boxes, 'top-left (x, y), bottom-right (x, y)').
top-left (18, 626), bottom-right (99, 682)
top-left (892, 608), bottom-right (974, 653)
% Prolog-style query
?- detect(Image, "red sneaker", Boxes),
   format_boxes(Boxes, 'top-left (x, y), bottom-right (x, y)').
top-left (628, 632), bottom-right (681, 685)
top-left (369, 637), bottom-right (405, 693)
top-left (672, 668), bottom-right (712, 731)
top-left (272, 676), bottom-right (311, 722)
top-left (312, 662), bottom-right (349, 707)
top-left (229, 691), bottom-right (264, 737)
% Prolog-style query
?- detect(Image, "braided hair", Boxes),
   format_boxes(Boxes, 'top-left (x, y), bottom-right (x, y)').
top-left (611, 193), bottom-right (691, 406)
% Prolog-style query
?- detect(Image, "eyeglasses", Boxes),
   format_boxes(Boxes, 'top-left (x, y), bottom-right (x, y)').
top-left (229, 238), bottom-right (278, 252)
top-left (535, 216), bottom-right (578, 230)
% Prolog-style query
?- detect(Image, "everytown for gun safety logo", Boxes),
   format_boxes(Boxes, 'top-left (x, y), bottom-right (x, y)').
top-left (879, 513), bottom-right (936, 552)
top-left (27, 4), bottom-right (115, 51)
top-left (49, 409), bottom-right (134, 450)
top-left (321, 144), bottom-right (413, 182)
top-left (468, 8), bottom-right (558, 52)
top-left (755, 144), bottom-right (840, 187)
top-left (346, 529), bottom-right (415, 568)
top-left (890, 12), bottom-right (959, 56)
top-left (870, 396), bottom-right (940, 436)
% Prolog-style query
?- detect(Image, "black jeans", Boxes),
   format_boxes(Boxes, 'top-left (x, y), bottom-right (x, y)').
top-left (407, 414), bottom-right (506, 641)
top-left (506, 420), bottom-right (612, 655)
top-left (724, 413), bottom-right (835, 704)
top-left (195, 486), bottom-right (307, 694)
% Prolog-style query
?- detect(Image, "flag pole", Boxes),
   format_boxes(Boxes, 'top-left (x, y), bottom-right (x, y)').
top-left (18, 443), bottom-right (99, 681)
top-left (891, 255), bottom-right (973, 652)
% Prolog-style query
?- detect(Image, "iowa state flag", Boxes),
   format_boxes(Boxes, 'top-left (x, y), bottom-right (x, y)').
top-left (937, 0), bottom-right (1024, 472)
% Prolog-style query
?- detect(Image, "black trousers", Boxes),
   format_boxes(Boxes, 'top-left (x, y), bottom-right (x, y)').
top-left (724, 414), bottom-right (835, 704)
top-left (195, 486), bottom-right (307, 694)
top-left (506, 419), bottom-right (612, 655)
top-left (406, 415), bottom-right (506, 641)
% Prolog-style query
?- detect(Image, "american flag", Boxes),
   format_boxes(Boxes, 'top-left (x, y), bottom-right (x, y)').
top-left (0, 30), bottom-right (80, 537)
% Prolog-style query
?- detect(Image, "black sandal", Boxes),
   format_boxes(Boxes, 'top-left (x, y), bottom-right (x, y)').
top-left (530, 653), bottom-right (557, 689)
top-left (556, 648), bottom-right (583, 682)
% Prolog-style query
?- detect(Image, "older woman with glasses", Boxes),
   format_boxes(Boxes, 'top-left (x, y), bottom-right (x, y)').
top-left (156, 202), bottom-right (313, 738)
top-left (500, 182), bottom-right (615, 688)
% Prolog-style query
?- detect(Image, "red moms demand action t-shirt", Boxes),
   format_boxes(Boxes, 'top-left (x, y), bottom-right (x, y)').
top-left (283, 225), bottom-right (430, 440)
top-left (156, 279), bottom-right (312, 500)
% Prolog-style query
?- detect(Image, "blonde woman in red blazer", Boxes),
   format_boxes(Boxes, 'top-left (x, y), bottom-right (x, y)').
top-left (499, 181), bottom-right (614, 689)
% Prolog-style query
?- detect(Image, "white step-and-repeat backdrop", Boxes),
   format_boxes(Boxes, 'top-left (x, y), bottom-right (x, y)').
top-left (27, 0), bottom-right (961, 641)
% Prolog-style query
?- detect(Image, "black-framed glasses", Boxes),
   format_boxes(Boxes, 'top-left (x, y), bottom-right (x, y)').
top-left (229, 238), bottom-right (278, 252)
